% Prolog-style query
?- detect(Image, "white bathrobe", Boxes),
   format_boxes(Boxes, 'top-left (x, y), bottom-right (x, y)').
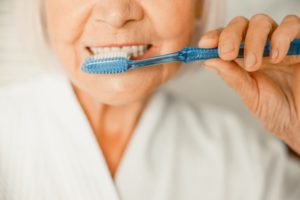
top-left (0, 73), bottom-right (300, 200)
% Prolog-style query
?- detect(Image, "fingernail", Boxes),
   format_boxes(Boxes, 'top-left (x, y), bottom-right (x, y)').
top-left (271, 49), bottom-right (279, 60)
top-left (220, 42), bottom-right (234, 54)
top-left (245, 52), bottom-right (256, 70)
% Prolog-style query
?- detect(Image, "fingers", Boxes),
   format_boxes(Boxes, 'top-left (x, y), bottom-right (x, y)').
top-left (270, 15), bottom-right (300, 64)
top-left (198, 28), bottom-right (223, 48)
top-left (254, 56), bottom-right (300, 68)
top-left (218, 16), bottom-right (249, 61)
top-left (199, 14), bottom-right (300, 72)
top-left (244, 14), bottom-right (278, 71)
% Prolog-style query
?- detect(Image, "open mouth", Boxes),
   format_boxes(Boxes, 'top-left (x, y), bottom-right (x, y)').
top-left (87, 44), bottom-right (153, 60)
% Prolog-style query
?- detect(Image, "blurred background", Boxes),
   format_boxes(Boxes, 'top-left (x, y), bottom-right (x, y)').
top-left (0, 0), bottom-right (299, 128)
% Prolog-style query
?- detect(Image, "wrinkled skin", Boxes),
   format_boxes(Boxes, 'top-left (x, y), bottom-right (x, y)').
top-left (45, 0), bottom-right (300, 177)
top-left (45, 0), bottom-right (197, 176)
top-left (45, 0), bottom-right (196, 106)
top-left (199, 14), bottom-right (300, 154)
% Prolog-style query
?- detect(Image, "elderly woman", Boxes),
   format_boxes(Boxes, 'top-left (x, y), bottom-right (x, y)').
top-left (1, 0), bottom-right (300, 199)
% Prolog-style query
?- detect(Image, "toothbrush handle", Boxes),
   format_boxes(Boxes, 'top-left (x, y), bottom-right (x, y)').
top-left (252, 39), bottom-right (300, 57)
top-left (180, 39), bottom-right (300, 63)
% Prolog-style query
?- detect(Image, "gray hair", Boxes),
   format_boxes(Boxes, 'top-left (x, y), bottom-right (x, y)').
top-left (14, 0), bottom-right (58, 70)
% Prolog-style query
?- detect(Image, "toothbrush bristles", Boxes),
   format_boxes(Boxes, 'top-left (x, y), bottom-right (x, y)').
top-left (82, 51), bottom-right (131, 74)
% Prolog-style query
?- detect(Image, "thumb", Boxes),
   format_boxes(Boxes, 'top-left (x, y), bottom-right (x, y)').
top-left (203, 59), bottom-right (258, 105)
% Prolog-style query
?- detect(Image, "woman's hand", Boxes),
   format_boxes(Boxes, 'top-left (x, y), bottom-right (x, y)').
top-left (198, 14), bottom-right (300, 154)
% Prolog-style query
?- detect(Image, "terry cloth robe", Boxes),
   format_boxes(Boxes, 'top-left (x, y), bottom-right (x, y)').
top-left (0, 73), bottom-right (300, 200)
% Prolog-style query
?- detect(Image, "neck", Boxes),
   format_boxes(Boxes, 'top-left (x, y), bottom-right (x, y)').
top-left (73, 86), bottom-right (149, 177)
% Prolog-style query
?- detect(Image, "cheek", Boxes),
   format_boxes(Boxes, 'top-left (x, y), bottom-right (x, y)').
top-left (44, 0), bottom-right (192, 104)
top-left (46, 0), bottom-right (95, 44)
top-left (45, 0), bottom-right (96, 72)
top-left (145, 1), bottom-right (195, 44)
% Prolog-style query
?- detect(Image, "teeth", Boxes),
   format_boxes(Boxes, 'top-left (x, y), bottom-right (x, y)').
top-left (132, 46), bottom-right (138, 52)
top-left (138, 46), bottom-right (144, 56)
top-left (122, 47), bottom-right (131, 52)
top-left (104, 48), bottom-right (110, 53)
top-left (138, 46), bottom-right (143, 52)
top-left (94, 52), bottom-right (129, 59)
top-left (89, 45), bottom-right (150, 58)
top-left (111, 47), bottom-right (119, 52)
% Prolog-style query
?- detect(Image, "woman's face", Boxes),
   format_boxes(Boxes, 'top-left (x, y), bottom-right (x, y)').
top-left (46, 0), bottom-right (197, 105)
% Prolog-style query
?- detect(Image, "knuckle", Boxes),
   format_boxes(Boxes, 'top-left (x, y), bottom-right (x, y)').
top-left (204, 28), bottom-right (222, 35)
top-left (230, 16), bottom-right (249, 25)
top-left (250, 13), bottom-right (272, 23)
top-left (220, 29), bottom-right (240, 41)
top-left (262, 22), bottom-right (273, 33)
top-left (281, 15), bottom-right (300, 32)
top-left (272, 22), bottom-right (299, 43)
top-left (250, 18), bottom-right (273, 33)
top-left (220, 29), bottom-right (232, 38)
top-left (283, 15), bottom-right (300, 23)
top-left (201, 29), bottom-right (221, 40)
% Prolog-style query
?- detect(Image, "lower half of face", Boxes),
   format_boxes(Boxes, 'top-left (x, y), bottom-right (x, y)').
top-left (46, 0), bottom-right (196, 105)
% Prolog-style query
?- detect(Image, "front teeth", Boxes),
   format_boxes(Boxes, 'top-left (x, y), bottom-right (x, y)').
top-left (90, 45), bottom-right (149, 58)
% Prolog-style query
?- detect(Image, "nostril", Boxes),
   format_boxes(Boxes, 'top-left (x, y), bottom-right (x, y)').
top-left (92, 1), bottom-right (143, 28)
top-left (107, 12), bottom-right (132, 28)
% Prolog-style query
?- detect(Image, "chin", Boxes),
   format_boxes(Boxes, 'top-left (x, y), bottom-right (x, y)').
top-left (86, 79), bottom-right (159, 106)
top-left (70, 63), bottom-right (179, 106)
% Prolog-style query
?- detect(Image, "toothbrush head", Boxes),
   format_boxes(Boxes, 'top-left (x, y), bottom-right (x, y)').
top-left (81, 52), bottom-right (131, 74)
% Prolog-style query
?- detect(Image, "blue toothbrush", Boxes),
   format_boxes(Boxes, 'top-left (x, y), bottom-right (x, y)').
top-left (82, 39), bottom-right (300, 74)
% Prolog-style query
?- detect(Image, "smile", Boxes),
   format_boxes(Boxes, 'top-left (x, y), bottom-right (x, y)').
top-left (87, 44), bottom-right (153, 60)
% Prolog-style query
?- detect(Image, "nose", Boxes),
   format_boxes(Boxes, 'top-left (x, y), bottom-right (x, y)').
top-left (92, 0), bottom-right (144, 28)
